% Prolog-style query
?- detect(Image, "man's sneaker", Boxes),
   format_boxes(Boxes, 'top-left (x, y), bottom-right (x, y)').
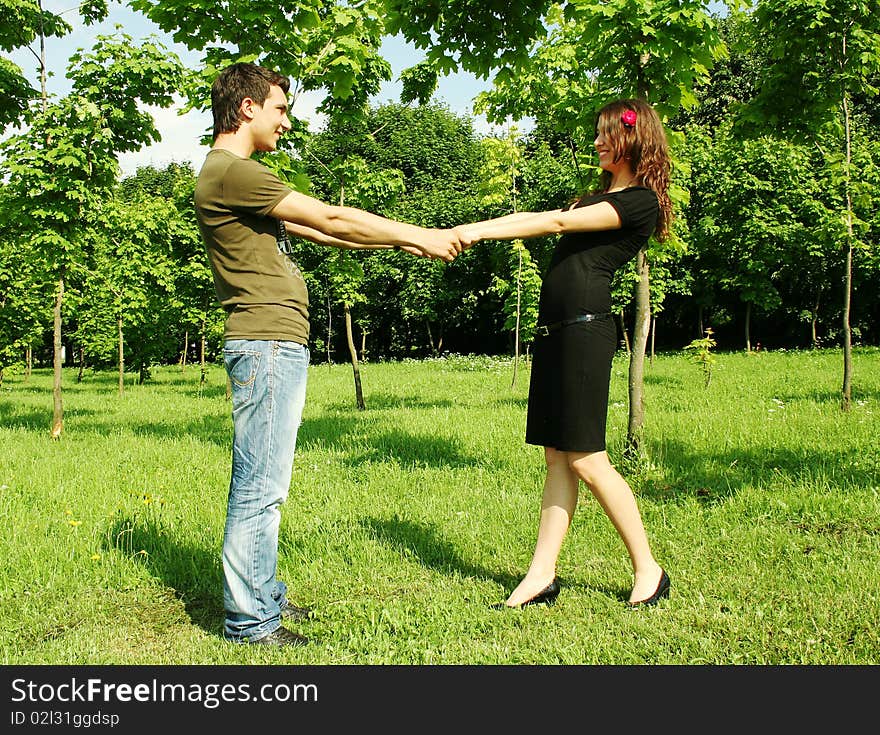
top-left (250, 627), bottom-right (310, 647)
top-left (281, 601), bottom-right (313, 622)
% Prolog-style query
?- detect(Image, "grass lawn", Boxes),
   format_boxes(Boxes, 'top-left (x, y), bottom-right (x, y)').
top-left (0, 348), bottom-right (878, 665)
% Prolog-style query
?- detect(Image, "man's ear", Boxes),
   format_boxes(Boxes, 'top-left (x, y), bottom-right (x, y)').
top-left (239, 97), bottom-right (257, 122)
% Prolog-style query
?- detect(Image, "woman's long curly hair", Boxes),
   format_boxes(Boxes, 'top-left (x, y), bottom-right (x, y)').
top-left (587, 98), bottom-right (672, 241)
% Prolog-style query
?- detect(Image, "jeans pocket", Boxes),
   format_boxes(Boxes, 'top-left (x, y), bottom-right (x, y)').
top-left (224, 350), bottom-right (261, 409)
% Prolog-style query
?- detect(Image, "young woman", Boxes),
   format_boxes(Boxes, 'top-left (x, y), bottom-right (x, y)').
top-left (456, 99), bottom-right (672, 608)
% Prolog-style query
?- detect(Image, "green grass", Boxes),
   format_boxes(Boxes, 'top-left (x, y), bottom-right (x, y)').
top-left (1, 348), bottom-right (878, 664)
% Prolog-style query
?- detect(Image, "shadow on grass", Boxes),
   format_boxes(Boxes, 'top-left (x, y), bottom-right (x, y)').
top-left (296, 413), bottom-right (364, 451)
top-left (324, 393), bottom-right (456, 411)
top-left (127, 414), bottom-right (231, 447)
top-left (106, 516), bottom-right (224, 638)
top-left (57, 413), bottom-right (233, 449)
top-left (361, 515), bottom-right (521, 593)
top-left (494, 396), bottom-right (528, 409)
top-left (345, 429), bottom-right (490, 469)
top-left (644, 373), bottom-right (685, 388)
top-left (0, 403), bottom-right (54, 432)
top-left (642, 437), bottom-right (880, 506)
top-left (775, 388), bottom-right (880, 404)
top-left (361, 515), bottom-right (630, 601)
top-left (0, 402), bottom-right (98, 432)
top-left (298, 416), bottom-right (492, 469)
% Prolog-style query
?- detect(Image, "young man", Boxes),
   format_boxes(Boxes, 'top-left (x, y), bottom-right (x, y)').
top-left (195, 62), bottom-right (461, 647)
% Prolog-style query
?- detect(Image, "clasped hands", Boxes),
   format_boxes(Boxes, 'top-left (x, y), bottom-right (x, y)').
top-left (408, 225), bottom-right (481, 263)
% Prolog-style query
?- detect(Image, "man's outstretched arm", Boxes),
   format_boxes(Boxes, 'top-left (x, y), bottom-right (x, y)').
top-left (271, 190), bottom-right (461, 261)
top-left (283, 221), bottom-right (427, 257)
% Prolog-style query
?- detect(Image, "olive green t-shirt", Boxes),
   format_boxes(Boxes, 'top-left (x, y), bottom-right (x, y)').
top-left (194, 149), bottom-right (310, 343)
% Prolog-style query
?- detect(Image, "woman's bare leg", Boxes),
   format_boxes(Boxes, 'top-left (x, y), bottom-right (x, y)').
top-left (505, 447), bottom-right (579, 607)
top-left (568, 450), bottom-right (663, 603)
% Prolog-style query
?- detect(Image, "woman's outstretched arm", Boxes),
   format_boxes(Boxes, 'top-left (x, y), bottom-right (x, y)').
top-left (455, 201), bottom-right (621, 248)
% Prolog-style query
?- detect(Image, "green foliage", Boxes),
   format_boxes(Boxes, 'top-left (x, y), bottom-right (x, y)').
top-left (671, 12), bottom-right (767, 129)
top-left (0, 189), bottom-right (50, 374)
top-left (0, 0), bottom-right (72, 54)
top-left (68, 32), bottom-right (185, 152)
top-left (685, 123), bottom-right (842, 332)
top-left (399, 60), bottom-right (439, 105)
top-left (130, 0), bottom-right (393, 112)
top-left (491, 240), bottom-right (542, 342)
top-left (295, 102), bottom-right (492, 358)
top-left (683, 327), bottom-right (716, 386)
top-left (477, 129), bottom-right (542, 345)
top-left (478, 131), bottom-right (524, 208)
top-left (745, 0), bottom-right (880, 135)
top-left (473, 1), bottom-right (725, 129)
top-left (0, 57), bottom-right (36, 128)
top-left (386, 0), bottom-right (554, 76)
top-left (0, 0), bottom-right (110, 131)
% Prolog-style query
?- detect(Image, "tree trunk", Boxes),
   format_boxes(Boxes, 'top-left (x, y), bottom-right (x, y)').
top-left (841, 84), bottom-right (854, 412)
top-left (181, 329), bottom-right (188, 372)
top-left (511, 246), bottom-right (523, 389)
top-left (51, 271), bottom-right (64, 439)
top-left (344, 303), bottom-right (365, 411)
top-left (25, 346), bottom-right (32, 381)
top-left (811, 288), bottom-right (821, 349)
top-left (745, 301), bottom-right (752, 353)
top-left (626, 249), bottom-right (651, 456)
top-left (697, 305), bottom-right (704, 339)
top-left (618, 309), bottom-right (631, 354)
top-left (118, 313), bottom-right (124, 395)
top-left (326, 293), bottom-right (333, 365)
top-left (200, 316), bottom-right (207, 388)
top-left (650, 315), bottom-right (656, 365)
top-left (77, 346), bottom-right (85, 383)
top-left (426, 320), bottom-right (436, 354)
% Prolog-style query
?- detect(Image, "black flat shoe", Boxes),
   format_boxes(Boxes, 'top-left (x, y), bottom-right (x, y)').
top-left (626, 569), bottom-right (670, 609)
top-left (521, 578), bottom-right (560, 607)
top-left (492, 578), bottom-right (560, 609)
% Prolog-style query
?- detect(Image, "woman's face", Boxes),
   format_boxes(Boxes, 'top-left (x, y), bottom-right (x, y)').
top-left (594, 128), bottom-right (632, 176)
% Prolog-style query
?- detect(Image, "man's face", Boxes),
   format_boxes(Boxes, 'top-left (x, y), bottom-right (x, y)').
top-left (249, 84), bottom-right (291, 152)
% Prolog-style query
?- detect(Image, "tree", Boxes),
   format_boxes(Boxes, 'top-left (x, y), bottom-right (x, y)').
top-left (0, 31), bottom-right (184, 436)
top-left (120, 163), bottom-right (219, 385)
top-left (0, 187), bottom-right (49, 385)
top-left (0, 0), bottom-right (82, 130)
top-left (71, 194), bottom-right (180, 393)
top-left (300, 102), bottom-right (489, 360)
top-left (743, 0), bottom-right (880, 409)
top-left (477, 127), bottom-right (542, 386)
top-left (687, 124), bottom-right (834, 351)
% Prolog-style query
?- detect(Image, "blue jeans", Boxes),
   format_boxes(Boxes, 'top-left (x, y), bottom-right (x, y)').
top-left (221, 339), bottom-right (309, 641)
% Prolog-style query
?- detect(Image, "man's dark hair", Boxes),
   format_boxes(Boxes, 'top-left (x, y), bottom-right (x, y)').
top-left (211, 63), bottom-right (291, 140)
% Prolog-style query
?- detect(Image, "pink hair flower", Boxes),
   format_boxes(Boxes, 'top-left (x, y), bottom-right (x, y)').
top-left (621, 109), bottom-right (637, 127)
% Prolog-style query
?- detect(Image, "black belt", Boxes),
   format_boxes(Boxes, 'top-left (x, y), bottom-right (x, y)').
top-left (535, 312), bottom-right (610, 337)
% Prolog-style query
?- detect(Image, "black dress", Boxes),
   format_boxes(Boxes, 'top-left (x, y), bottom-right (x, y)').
top-left (525, 187), bottom-right (659, 452)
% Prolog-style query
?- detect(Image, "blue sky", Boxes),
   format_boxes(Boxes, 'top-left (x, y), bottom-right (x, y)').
top-left (8, 1), bottom-right (494, 176)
